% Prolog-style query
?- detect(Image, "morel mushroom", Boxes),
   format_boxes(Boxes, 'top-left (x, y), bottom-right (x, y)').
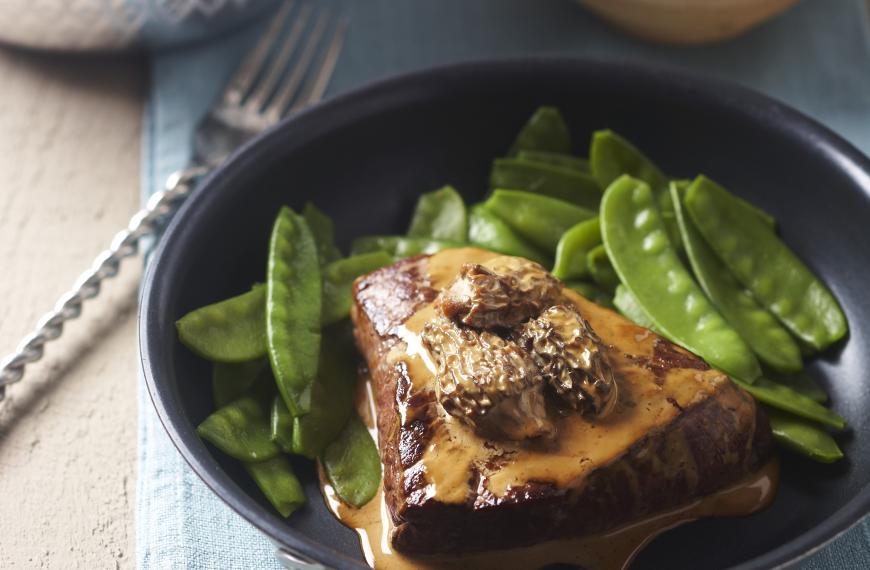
top-left (421, 316), bottom-right (555, 440)
top-left (517, 305), bottom-right (618, 418)
top-left (439, 256), bottom-right (562, 329)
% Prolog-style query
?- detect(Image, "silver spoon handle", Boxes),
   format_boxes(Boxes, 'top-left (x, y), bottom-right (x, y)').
top-left (0, 166), bottom-right (208, 402)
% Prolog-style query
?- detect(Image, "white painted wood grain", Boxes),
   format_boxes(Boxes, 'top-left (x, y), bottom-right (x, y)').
top-left (0, 48), bottom-right (144, 569)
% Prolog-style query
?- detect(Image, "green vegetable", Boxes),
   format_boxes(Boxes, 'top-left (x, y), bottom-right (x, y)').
top-left (590, 130), bottom-right (681, 247)
top-left (212, 359), bottom-right (268, 408)
top-left (508, 106), bottom-right (571, 156)
top-left (489, 158), bottom-right (601, 210)
top-left (322, 414), bottom-right (381, 507)
top-left (565, 281), bottom-right (614, 309)
top-left (685, 176), bottom-right (847, 351)
top-left (516, 150), bottom-right (590, 172)
top-left (586, 244), bottom-right (620, 293)
top-left (766, 407), bottom-right (843, 463)
top-left (267, 207), bottom-right (322, 416)
top-left (552, 218), bottom-right (601, 280)
top-left (671, 183), bottom-right (803, 373)
top-left (733, 377), bottom-right (846, 430)
top-left (612, 284), bottom-right (657, 330)
top-left (270, 396), bottom-right (294, 453)
top-left (291, 324), bottom-right (358, 458)
top-left (351, 235), bottom-right (461, 258)
top-left (407, 185), bottom-right (468, 242)
top-left (467, 204), bottom-right (550, 265)
top-left (768, 370), bottom-right (828, 403)
top-left (600, 176), bottom-right (761, 382)
top-left (245, 456), bottom-right (307, 516)
top-left (302, 202), bottom-right (343, 264)
top-left (483, 190), bottom-right (596, 251)
top-left (197, 396), bottom-right (280, 461)
top-left (321, 252), bottom-right (394, 325)
top-left (176, 285), bottom-right (267, 363)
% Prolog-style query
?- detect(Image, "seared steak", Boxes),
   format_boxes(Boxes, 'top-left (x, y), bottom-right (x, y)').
top-left (351, 248), bottom-right (773, 555)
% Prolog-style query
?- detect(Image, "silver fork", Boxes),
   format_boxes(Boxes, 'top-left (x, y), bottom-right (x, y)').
top-left (0, 0), bottom-right (347, 402)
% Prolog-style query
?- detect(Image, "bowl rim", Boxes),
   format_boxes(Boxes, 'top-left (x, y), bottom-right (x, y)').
top-left (140, 55), bottom-right (870, 570)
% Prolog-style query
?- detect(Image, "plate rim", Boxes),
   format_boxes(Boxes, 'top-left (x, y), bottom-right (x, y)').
top-left (139, 55), bottom-right (870, 570)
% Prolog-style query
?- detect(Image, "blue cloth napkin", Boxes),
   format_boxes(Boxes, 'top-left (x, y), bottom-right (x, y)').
top-left (138, 0), bottom-right (870, 568)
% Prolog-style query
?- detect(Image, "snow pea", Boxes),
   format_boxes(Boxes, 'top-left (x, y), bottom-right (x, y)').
top-left (489, 158), bottom-right (601, 210)
top-left (685, 176), bottom-right (847, 351)
top-left (197, 396), bottom-right (280, 461)
top-left (483, 190), bottom-right (596, 252)
top-left (292, 324), bottom-right (358, 459)
top-left (407, 186), bottom-right (468, 242)
top-left (566, 281), bottom-right (614, 309)
top-left (600, 176), bottom-right (761, 381)
top-left (768, 370), bottom-right (828, 403)
top-left (351, 235), bottom-right (462, 258)
top-left (732, 377), bottom-right (846, 429)
top-left (516, 150), bottom-right (590, 173)
top-left (765, 407), bottom-right (843, 463)
top-left (212, 359), bottom-right (268, 408)
top-left (322, 414), bottom-right (381, 507)
top-left (176, 285), bottom-right (267, 363)
top-left (613, 284), bottom-right (656, 330)
top-left (508, 106), bottom-right (571, 156)
top-left (244, 455), bottom-right (306, 516)
top-left (270, 396), bottom-right (294, 453)
top-left (267, 207), bottom-right (322, 416)
top-left (302, 202), bottom-right (342, 265)
top-left (586, 244), bottom-right (620, 293)
top-left (590, 130), bottom-right (683, 248)
top-left (671, 183), bottom-right (803, 373)
top-left (467, 204), bottom-right (550, 266)
top-left (322, 252), bottom-right (394, 325)
top-left (552, 217), bottom-right (601, 280)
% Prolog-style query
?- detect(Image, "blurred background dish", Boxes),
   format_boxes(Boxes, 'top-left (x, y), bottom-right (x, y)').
top-left (578, 0), bottom-right (799, 44)
top-left (0, 0), bottom-right (278, 52)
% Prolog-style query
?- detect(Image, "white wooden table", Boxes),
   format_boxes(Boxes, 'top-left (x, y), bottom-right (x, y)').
top-left (0, 48), bottom-right (144, 569)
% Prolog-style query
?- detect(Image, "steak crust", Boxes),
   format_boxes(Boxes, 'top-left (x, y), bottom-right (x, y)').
top-left (351, 251), bottom-right (774, 555)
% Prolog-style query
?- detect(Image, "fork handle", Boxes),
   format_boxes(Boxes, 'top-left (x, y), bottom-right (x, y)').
top-left (0, 165), bottom-right (209, 402)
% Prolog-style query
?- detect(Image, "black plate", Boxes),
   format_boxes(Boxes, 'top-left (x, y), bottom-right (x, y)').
top-left (140, 58), bottom-right (870, 570)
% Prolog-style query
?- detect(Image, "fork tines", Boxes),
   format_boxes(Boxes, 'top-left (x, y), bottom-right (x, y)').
top-left (222, 0), bottom-right (347, 125)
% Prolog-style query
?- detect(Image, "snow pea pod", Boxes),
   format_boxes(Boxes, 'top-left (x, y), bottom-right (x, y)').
top-left (322, 252), bottom-right (394, 325)
top-left (516, 150), bottom-right (590, 173)
top-left (407, 186), bottom-right (468, 242)
top-left (322, 414), bottom-right (381, 507)
top-left (467, 204), bottom-right (550, 265)
top-left (685, 176), bottom-right (847, 351)
top-left (351, 235), bottom-right (462, 258)
top-left (270, 396), bottom-right (294, 453)
top-left (176, 285), bottom-right (267, 363)
top-left (302, 202), bottom-right (342, 264)
top-left (197, 396), bottom-right (280, 461)
top-left (508, 106), bottom-right (571, 156)
top-left (671, 183), bottom-right (803, 373)
top-left (552, 217), bottom-right (601, 280)
top-left (566, 281), bottom-right (613, 309)
top-left (586, 244), bottom-right (620, 293)
top-left (483, 190), bottom-right (596, 252)
top-left (600, 176), bottom-right (761, 381)
top-left (244, 455), bottom-right (306, 516)
top-left (212, 359), bottom-right (268, 408)
top-left (489, 158), bottom-right (601, 210)
top-left (612, 284), bottom-right (656, 330)
top-left (765, 407), bottom-right (843, 463)
top-left (732, 377), bottom-right (846, 429)
top-left (292, 324), bottom-right (358, 459)
top-left (267, 207), bottom-right (322, 416)
top-left (768, 370), bottom-right (828, 403)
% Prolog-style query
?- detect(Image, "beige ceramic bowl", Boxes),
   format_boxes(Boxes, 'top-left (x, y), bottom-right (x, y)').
top-left (578, 0), bottom-right (800, 44)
